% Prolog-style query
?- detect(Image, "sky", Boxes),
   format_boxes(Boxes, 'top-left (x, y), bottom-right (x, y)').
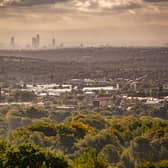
top-left (0, 0), bottom-right (168, 47)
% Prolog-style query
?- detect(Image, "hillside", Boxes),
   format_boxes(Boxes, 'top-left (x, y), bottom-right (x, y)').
top-left (0, 47), bottom-right (168, 83)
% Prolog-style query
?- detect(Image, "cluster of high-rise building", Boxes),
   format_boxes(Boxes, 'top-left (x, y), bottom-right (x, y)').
top-left (52, 38), bottom-right (56, 47)
top-left (32, 34), bottom-right (40, 49)
top-left (10, 36), bottom-right (15, 48)
top-left (9, 34), bottom-right (57, 49)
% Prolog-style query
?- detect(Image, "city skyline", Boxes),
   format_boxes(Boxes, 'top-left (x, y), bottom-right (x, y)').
top-left (7, 34), bottom-right (59, 49)
top-left (0, 0), bottom-right (168, 47)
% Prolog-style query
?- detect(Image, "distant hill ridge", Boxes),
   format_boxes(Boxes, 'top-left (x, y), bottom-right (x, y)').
top-left (0, 47), bottom-right (167, 63)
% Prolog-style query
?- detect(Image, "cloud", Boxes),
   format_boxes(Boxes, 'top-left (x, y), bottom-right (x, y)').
top-left (0, 0), bottom-right (69, 7)
top-left (144, 0), bottom-right (168, 3)
top-left (74, 0), bottom-right (144, 12)
top-left (0, 0), bottom-right (167, 15)
top-left (0, 0), bottom-right (145, 10)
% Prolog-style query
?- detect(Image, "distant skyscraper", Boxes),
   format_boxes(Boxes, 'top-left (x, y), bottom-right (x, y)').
top-left (80, 43), bottom-right (84, 48)
top-left (36, 34), bottom-right (40, 48)
top-left (60, 43), bottom-right (63, 48)
top-left (10, 36), bottom-right (15, 48)
top-left (32, 37), bottom-right (36, 49)
top-left (32, 34), bottom-right (40, 49)
top-left (52, 38), bottom-right (56, 47)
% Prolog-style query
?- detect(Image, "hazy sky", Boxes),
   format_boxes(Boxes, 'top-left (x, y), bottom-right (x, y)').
top-left (0, 0), bottom-right (168, 47)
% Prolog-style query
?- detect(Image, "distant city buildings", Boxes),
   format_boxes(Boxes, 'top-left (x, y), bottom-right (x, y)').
top-left (52, 38), bottom-right (56, 47)
top-left (32, 34), bottom-right (40, 49)
top-left (32, 37), bottom-right (36, 49)
top-left (36, 34), bottom-right (40, 48)
top-left (80, 43), bottom-right (84, 48)
top-left (10, 36), bottom-right (15, 48)
top-left (0, 34), bottom-right (91, 49)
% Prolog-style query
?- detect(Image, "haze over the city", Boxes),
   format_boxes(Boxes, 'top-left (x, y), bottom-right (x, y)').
top-left (0, 0), bottom-right (168, 47)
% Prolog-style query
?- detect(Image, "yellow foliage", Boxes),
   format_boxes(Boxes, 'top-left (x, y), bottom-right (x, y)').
top-left (70, 121), bottom-right (95, 134)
